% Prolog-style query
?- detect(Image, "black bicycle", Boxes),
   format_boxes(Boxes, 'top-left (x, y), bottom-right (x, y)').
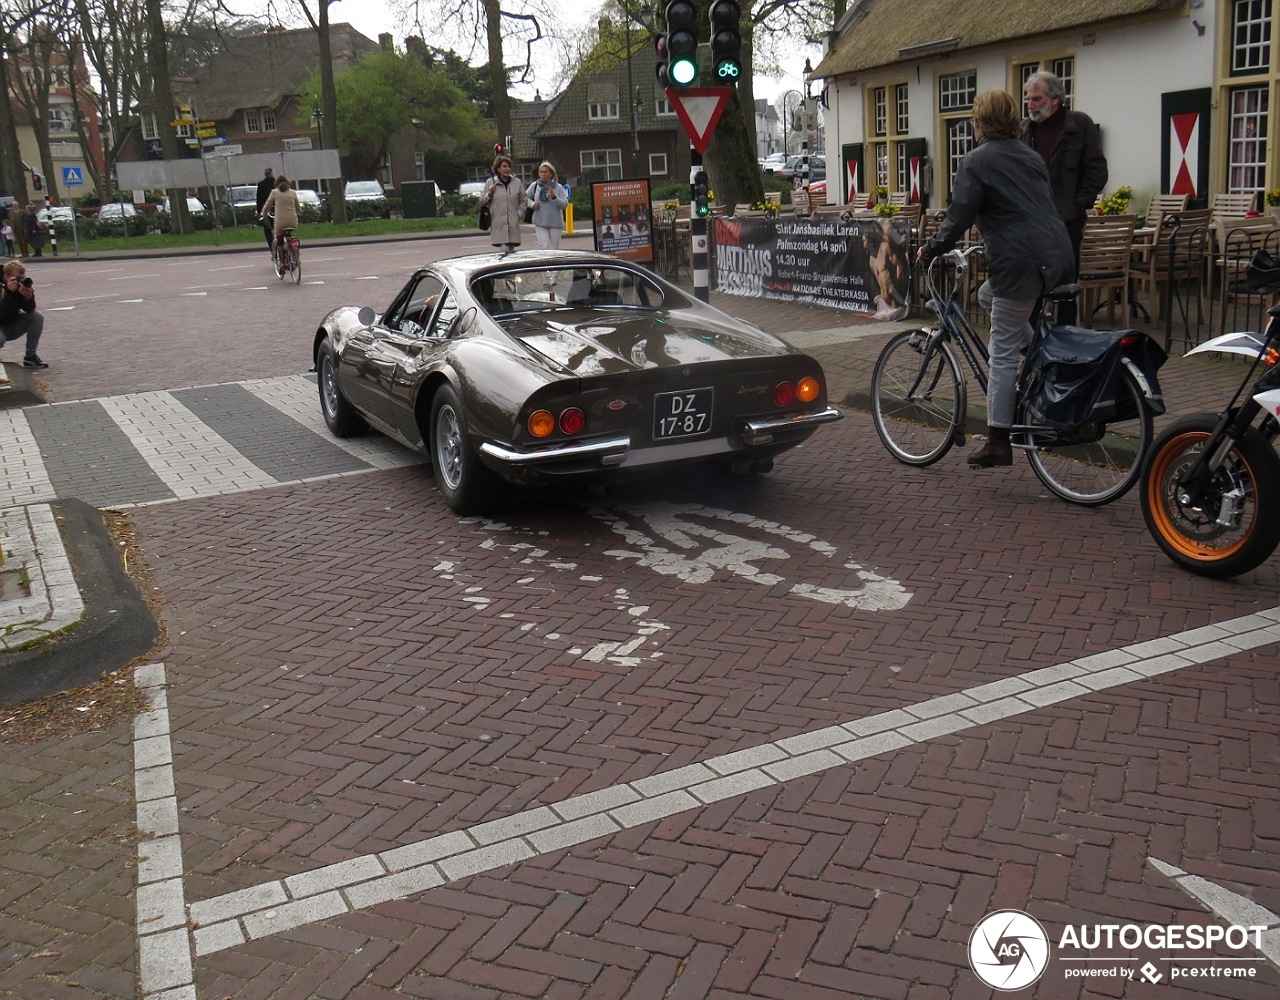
top-left (870, 245), bottom-right (1167, 506)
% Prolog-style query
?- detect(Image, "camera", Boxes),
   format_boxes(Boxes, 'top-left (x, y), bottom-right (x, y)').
top-left (18, 276), bottom-right (33, 287)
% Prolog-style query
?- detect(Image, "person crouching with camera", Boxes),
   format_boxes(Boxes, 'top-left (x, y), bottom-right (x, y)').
top-left (0, 260), bottom-right (47, 384)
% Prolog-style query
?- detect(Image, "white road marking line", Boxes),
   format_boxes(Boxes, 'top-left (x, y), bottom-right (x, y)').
top-left (160, 607), bottom-right (1280, 956)
top-left (240, 374), bottom-right (423, 470)
top-left (1149, 858), bottom-right (1280, 965)
top-left (47, 305), bottom-right (76, 311)
top-left (118, 299), bottom-right (145, 303)
top-left (111, 274), bottom-right (159, 280)
top-left (99, 392), bottom-right (277, 500)
top-left (0, 408), bottom-right (57, 505)
top-left (180, 291), bottom-right (208, 297)
top-left (133, 664), bottom-right (195, 999)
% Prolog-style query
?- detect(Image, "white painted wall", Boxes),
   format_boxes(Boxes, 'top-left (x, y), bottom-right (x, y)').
top-left (821, 7), bottom-right (1217, 207)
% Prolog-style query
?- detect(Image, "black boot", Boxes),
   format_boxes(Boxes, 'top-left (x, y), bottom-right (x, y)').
top-left (967, 426), bottom-right (1012, 469)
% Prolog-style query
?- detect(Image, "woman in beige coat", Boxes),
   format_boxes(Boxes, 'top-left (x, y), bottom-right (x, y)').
top-left (259, 176), bottom-right (301, 254)
top-left (480, 155), bottom-right (524, 252)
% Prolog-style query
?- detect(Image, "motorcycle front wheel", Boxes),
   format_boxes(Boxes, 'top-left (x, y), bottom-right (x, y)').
top-left (1140, 413), bottom-right (1280, 578)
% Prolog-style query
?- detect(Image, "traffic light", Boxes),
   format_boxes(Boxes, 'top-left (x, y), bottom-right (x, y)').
top-left (665, 1), bottom-right (698, 87)
top-left (494, 142), bottom-right (505, 156)
top-left (31, 172), bottom-right (42, 192)
top-left (709, 0), bottom-right (742, 84)
top-left (692, 170), bottom-right (710, 217)
top-left (654, 33), bottom-right (669, 87)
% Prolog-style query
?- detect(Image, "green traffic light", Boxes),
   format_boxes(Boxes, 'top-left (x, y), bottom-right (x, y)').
top-left (670, 57), bottom-right (698, 86)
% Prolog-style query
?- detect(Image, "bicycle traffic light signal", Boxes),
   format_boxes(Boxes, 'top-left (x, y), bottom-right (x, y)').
top-left (709, 0), bottom-right (742, 84)
top-left (692, 170), bottom-right (710, 217)
top-left (31, 172), bottom-right (42, 192)
top-left (665, 1), bottom-right (698, 87)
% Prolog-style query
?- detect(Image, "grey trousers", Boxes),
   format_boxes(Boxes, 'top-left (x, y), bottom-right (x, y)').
top-left (0, 308), bottom-right (44, 357)
top-left (978, 281), bottom-right (1035, 429)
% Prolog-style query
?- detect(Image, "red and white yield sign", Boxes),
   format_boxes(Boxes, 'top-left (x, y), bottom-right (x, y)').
top-left (666, 87), bottom-right (733, 154)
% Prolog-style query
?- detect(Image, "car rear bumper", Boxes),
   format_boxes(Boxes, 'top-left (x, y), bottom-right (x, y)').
top-left (739, 406), bottom-right (843, 446)
top-left (477, 406), bottom-right (842, 471)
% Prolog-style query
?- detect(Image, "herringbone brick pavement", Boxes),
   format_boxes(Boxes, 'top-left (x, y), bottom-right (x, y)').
top-left (114, 414), bottom-right (1280, 998)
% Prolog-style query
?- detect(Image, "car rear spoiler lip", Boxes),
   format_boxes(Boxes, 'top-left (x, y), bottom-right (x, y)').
top-left (740, 406), bottom-right (843, 446)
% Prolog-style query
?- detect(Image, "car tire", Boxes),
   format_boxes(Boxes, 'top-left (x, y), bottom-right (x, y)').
top-left (317, 339), bottom-right (367, 437)
top-left (429, 383), bottom-right (499, 514)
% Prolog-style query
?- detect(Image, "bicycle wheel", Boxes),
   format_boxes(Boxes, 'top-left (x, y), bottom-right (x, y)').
top-left (291, 242), bottom-right (302, 284)
top-left (871, 329), bottom-right (965, 466)
top-left (1022, 367), bottom-right (1152, 506)
top-left (1140, 415), bottom-right (1280, 578)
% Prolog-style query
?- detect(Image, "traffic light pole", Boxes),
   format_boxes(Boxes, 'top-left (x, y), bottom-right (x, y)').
top-left (689, 146), bottom-right (709, 302)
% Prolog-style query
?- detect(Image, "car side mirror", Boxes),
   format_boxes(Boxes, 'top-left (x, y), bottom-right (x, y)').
top-left (357, 306), bottom-right (376, 326)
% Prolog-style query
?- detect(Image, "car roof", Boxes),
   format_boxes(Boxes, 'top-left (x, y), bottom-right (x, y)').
top-left (424, 249), bottom-right (666, 284)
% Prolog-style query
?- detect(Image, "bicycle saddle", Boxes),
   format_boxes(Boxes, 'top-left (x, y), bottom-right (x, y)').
top-left (1246, 249), bottom-right (1280, 293)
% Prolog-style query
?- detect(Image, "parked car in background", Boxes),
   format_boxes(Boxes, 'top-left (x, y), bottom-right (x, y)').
top-left (37, 205), bottom-right (85, 227)
top-left (344, 179), bottom-right (390, 218)
top-left (760, 152), bottom-right (788, 173)
top-left (459, 181), bottom-right (487, 198)
top-left (313, 249), bottom-right (841, 514)
top-left (296, 188), bottom-right (322, 209)
top-left (777, 155), bottom-right (826, 183)
top-left (96, 201), bottom-right (140, 234)
top-left (163, 195), bottom-right (207, 216)
top-left (222, 184), bottom-right (258, 212)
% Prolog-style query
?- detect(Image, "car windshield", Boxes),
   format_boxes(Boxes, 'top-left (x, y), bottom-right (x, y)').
top-left (346, 182), bottom-right (382, 197)
top-left (471, 266), bottom-right (667, 318)
top-left (227, 186), bottom-right (257, 203)
top-left (99, 203), bottom-right (137, 217)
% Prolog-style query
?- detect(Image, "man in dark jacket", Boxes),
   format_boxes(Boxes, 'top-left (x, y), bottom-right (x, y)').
top-left (1021, 70), bottom-right (1108, 324)
top-left (256, 168), bottom-right (276, 251)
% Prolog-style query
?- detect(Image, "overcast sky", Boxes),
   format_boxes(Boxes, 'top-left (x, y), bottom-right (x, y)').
top-left (251, 0), bottom-right (819, 106)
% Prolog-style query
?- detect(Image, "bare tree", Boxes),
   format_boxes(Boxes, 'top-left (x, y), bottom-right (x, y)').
top-left (0, 0), bottom-right (46, 205)
top-left (393, 0), bottom-right (555, 143)
top-left (8, 0), bottom-right (75, 204)
top-left (276, 0), bottom-right (347, 222)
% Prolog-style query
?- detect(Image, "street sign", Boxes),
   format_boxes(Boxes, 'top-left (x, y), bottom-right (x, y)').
top-left (212, 144), bottom-right (242, 156)
top-left (170, 118), bottom-right (194, 127)
top-left (201, 136), bottom-right (225, 147)
top-left (195, 121), bottom-right (215, 129)
top-left (666, 87), bottom-right (733, 154)
top-left (196, 128), bottom-right (218, 138)
top-left (61, 166), bottom-right (85, 187)
top-left (283, 137), bottom-right (313, 151)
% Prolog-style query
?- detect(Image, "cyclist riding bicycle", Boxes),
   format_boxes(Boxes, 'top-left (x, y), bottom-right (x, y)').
top-left (259, 175), bottom-right (301, 261)
top-left (916, 89), bottom-right (1074, 470)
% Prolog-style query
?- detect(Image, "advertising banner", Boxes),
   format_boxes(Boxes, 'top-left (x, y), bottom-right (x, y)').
top-left (713, 214), bottom-right (912, 320)
top-left (591, 179), bottom-right (654, 263)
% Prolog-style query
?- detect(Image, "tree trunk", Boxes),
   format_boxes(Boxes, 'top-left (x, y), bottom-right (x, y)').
top-left (705, 90), bottom-right (763, 209)
top-left (0, 51), bottom-right (29, 205)
top-left (483, 0), bottom-right (512, 151)
top-left (316, 0), bottom-right (346, 223)
top-left (144, 0), bottom-right (189, 233)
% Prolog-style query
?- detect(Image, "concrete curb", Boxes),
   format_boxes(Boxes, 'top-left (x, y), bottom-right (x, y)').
top-left (0, 498), bottom-right (158, 708)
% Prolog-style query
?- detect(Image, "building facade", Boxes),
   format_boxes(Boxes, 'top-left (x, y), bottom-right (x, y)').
top-left (813, 0), bottom-right (1277, 210)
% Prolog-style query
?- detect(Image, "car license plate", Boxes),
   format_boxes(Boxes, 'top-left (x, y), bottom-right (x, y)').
top-left (653, 387), bottom-right (713, 439)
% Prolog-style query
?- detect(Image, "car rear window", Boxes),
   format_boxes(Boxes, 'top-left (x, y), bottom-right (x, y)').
top-left (472, 267), bottom-right (665, 317)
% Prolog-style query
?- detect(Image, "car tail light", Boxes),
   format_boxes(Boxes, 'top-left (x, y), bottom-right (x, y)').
top-left (528, 410), bottom-right (555, 437)
top-left (559, 407), bottom-right (586, 435)
top-left (773, 381), bottom-right (796, 406)
top-left (797, 377), bottom-right (820, 403)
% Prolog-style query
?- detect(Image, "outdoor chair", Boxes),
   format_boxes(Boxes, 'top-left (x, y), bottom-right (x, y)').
top-left (1075, 213), bottom-right (1136, 327)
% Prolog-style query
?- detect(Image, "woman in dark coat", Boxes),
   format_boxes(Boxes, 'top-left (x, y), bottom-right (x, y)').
top-left (918, 89), bottom-right (1074, 469)
top-left (480, 154), bottom-right (524, 252)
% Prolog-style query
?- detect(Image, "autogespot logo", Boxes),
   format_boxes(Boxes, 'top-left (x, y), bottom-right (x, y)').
top-left (969, 910), bottom-right (1051, 990)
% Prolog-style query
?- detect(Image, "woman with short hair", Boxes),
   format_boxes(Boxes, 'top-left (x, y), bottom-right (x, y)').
top-left (918, 90), bottom-right (1074, 469)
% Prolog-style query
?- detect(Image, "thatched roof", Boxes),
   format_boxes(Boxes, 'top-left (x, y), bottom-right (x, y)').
top-left (813, 0), bottom-right (1185, 78)
top-left (184, 24), bottom-right (379, 119)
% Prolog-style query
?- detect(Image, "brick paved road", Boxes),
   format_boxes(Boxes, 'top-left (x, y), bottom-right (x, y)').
top-left (1, 247), bottom-right (1277, 999)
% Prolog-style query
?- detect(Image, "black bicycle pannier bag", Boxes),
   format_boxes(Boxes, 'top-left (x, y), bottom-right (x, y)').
top-left (1020, 325), bottom-right (1128, 428)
